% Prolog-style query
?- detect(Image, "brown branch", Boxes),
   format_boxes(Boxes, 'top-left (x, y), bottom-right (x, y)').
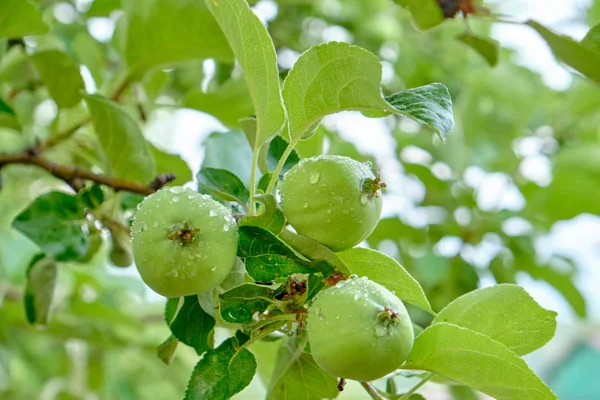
top-left (0, 151), bottom-right (175, 195)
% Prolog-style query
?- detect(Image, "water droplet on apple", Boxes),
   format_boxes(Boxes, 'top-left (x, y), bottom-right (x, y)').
top-left (309, 172), bottom-right (320, 184)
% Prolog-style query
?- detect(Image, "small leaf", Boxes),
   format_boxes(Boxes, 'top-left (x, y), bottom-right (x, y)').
top-left (450, 386), bottom-right (479, 400)
top-left (0, 98), bottom-right (15, 116)
top-left (526, 20), bottom-right (600, 84)
top-left (114, 0), bottom-right (232, 77)
top-left (31, 50), bottom-right (85, 108)
top-left (267, 335), bottom-right (338, 400)
top-left (78, 185), bottom-right (104, 209)
top-left (84, 94), bottom-right (156, 183)
top-left (184, 332), bottom-right (256, 400)
top-left (306, 273), bottom-right (326, 302)
top-left (157, 335), bottom-right (179, 365)
top-left (336, 247), bottom-right (433, 314)
top-left (202, 130), bottom-right (253, 186)
top-left (258, 172), bottom-right (273, 194)
top-left (279, 229), bottom-right (350, 277)
top-left (87, 0), bottom-right (121, 16)
top-left (0, 0), bottom-right (49, 39)
top-left (403, 323), bottom-right (557, 400)
top-left (220, 257), bottom-right (248, 291)
top-left (206, 0), bottom-right (286, 149)
top-left (581, 23), bottom-right (600, 53)
top-left (383, 83), bottom-right (454, 141)
top-left (184, 77), bottom-right (254, 127)
top-left (150, 144), bottom-right (193, 186)
top-left (219, 284), bottom-right (278, 324)
top-left (12, 192), bottom-right (88, 262)
top-left (24, 254), bottom-right (57, 326)
top-left (267, 136), bottom-right (300, 177)
top-left (237, 226), bottom-right (327, 282)
top-left (433, 284), bottom-right (557, 355)
top-left (197, 167), bottom-right (249, 205)
top-left (392, 0), bottom-right (445, 30)
top-left (167, 296), bottom-right (215, 356)
top-left (283, 42), bottom-right (390, 142)
top-left (457, 33), bottom-right (499, 66)
top-left (239, 194), bottom-right (285, 234)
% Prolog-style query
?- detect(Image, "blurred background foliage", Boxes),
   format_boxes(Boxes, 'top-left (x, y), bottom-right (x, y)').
top-left (1, 0), bottom-right (599, 399)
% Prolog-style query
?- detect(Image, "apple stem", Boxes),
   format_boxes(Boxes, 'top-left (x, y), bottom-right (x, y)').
top-left (360, 382), bottom-right (385, 400)
top-left (398, 373), bottom-right (434, 399)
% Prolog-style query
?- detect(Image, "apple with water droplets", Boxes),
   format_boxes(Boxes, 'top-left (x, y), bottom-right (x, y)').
top-left (279, 155), bottom-right (384, 251)
top-left (307, 276), bottom-right (414, 381)
top-left (131, 186), bottom-right (238, 297)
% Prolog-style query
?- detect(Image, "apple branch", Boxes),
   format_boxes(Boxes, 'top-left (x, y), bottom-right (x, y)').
top-left (0, 150), bottom-right (174, 195)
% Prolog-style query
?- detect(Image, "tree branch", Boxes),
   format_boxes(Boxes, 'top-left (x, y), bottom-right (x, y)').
top-left (0, 151), bottom-right (174, 195)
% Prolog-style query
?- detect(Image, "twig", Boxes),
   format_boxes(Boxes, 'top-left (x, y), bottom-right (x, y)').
top-left (360, 382), bottom-right (385, 400)
top-left (40, 117), bottom-right (92, 151)
top-left (41, 74), bottom-right (132, 152)
top-left (0, 151), bottom-right (174, 195)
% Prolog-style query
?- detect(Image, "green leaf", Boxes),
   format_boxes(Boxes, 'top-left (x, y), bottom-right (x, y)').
top-left (581, 23), bottom-right (600, 53)
top-left (84, 94), bottom-right (156, 182)
top-left (237, 226), bottom-right (326, 282)
top-left (78, 185), bottom-right (105, 209)
top-left (0, 0), bottom-right (49, 39)
top-left (283, 42), bottom-right (390, 142)
top-left (202, 130), bottom-right (253, 186)
top-left (184, 332), bottom-right (256, 400)
top-left (114, 0), bottom-right (232, 77)
top-left (197, 167), bottom-right (249, 205)
top-left (167, 296), bottom-right (215, 356)
top-left (403, 323), bottom-right (557, 400)
top-left (278, 229), bottom-right (350, 277)
top-left (526, 20), bottom-right (600, 84)
top-left (220, 257), bottom-right (248, 291)
top-left (24, 254), bottom-right (57, 326)
top-left (383, 83), bottom-right (454, 141)
top-left (336, 247), bottom-right (433, 314)
top-left (457, 33), bottom-right (499, 67)
top-left (184, 77), bottom-right (254, 127)
top-left (157, 335), bottom-right (179, 365)
top-left (72, 32), bottom-right (105, 85)
top-left (392, 0), bottom-right (445, 30)
top-left (450, 386), bottom-right (479, 400)
top-left (205, 0), bottom-right (286, 149)
top-left (239, 194), bottom-right (285, 235)
top-left (267, 336), bottom-right (338, 400)
top-left (150, 144), bottom-right (193, 186)
top-left (31, 50), bottom-right (85, 109)
top-left (432, 284), bottom-right (557, 355)
top-left (87, 0), bottom-right (121, 17)
top-left (219, 284), bottom-right (278, 324)
top-left (283, 42), bottom-right (453, 144)
top-left (0, 98), bottom-right (18, 130)
top-left (0, 98), bottom-right (15, 116)
top-left (267, 136), bottom-right (300, 177)
top-left (12, 192), bottom-right (88, 262)
top-left (306, 273), bottom-right (325, 302)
